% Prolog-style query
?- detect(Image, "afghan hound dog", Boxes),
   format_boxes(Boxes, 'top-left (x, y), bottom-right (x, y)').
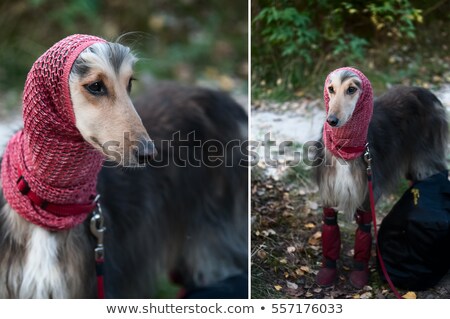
top-left (313, 67), bottom-right (447, 289)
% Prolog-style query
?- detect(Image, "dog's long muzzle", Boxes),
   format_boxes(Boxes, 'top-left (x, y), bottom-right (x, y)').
top-left (327, 114), bottom-right (339, 127)
top-left (136, 137), bottom-right (158, 160)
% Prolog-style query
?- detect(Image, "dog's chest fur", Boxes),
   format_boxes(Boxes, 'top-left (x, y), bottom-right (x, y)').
top-left (316, 149), bottom-right (368, 216)
top-left (0, 201), bottom-right (95, 298)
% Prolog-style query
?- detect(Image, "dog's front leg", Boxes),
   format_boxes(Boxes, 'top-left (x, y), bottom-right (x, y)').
top-left (350, 210), bottom-right (372, 289)
top-left (316, 207), bottom-right (341, 287)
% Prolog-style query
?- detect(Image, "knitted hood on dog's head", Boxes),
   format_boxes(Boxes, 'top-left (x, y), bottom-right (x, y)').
top-left (1, 34), bottom-right (107, 230)
top-left (323, 67), bottom-right (373, 160)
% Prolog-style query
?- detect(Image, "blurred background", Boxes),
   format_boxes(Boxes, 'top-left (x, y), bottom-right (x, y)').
top-left (0, 0), bottom-right (248, 118)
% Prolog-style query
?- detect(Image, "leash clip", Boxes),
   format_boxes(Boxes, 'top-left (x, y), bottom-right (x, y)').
top-left (364, 143), bottom-right (372, 176)
top-left (90, 195), bottom-right (105, 261)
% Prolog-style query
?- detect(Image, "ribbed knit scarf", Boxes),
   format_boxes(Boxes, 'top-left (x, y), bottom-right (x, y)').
top-left (1, 34), bottom-right (107, 231)
top-left (323, 67), bottom-right (373, 160)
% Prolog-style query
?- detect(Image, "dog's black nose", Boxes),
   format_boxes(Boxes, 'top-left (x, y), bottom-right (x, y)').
top-left (136, 138), bottom-right (158, 159)
top-left (327, 115), bottom-right (339, 127)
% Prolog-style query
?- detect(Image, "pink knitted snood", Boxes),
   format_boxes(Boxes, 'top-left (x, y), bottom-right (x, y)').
top-left (1, 34), bottom-right (107, 230)
top-left (322, 67), bottom-right (373, 160)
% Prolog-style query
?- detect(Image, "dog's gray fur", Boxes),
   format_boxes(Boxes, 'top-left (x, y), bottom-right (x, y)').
top-left (99, 82), bottom-right (248, 298)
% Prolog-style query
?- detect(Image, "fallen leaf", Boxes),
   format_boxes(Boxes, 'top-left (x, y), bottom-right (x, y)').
top-left (286, 289), bottom-right (304, 298)
top-left (311, 231), bottom-right (321, 239)
top-left (257, 250), bottom-right (267, 260)
top-left (287, 246), bottom-right (296, 253)
top-left (402, 291), bottom-right (417, 299)
top-left (295, 268), bottom-right (305, 276)
top-left (304, 222), bottom-right (316, 229)
top-left (286, 281), bottom-right (298, 290)
top-left (274, 285), bottom-right (282, 291)
top-left (261, 229), bottom-right (277, 237)
top-left (279, 258), bottom-right (287, 264)
top-left (300, 266), bottom-right (310, 273)
top-left (360, 292), bottom-right (372, 299)
top-left (308, 201), bottom-right (319, 210)
top-left (308, 231), bottom-right (322, 245)
top-left (257, 161), bottom-right (266, 169)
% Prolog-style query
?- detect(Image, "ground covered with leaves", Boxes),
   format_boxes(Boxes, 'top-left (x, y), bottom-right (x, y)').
top-left (251, 170), bottom-right (450, 299)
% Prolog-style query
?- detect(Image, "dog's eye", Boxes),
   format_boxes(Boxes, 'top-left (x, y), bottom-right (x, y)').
top-left (328, 86), bottom-right (335, 94)
top-left (347, 87), bottom-right (357, 95)
top-left (127, 77), bottom-right (136, 93)
top-left (85, 81), bottom-right (107, 96)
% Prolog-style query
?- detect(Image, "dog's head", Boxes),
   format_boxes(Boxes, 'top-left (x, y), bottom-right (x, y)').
top-left (69, 42), bottom-right (156, 166)
top-left (324, 67), bottom-right (372, 127)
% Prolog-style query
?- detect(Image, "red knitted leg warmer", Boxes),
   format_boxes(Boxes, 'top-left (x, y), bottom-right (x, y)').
top-left (316, 208), bottom-right (340, 287)
top-left (350, 209), bottom-right (372, 289)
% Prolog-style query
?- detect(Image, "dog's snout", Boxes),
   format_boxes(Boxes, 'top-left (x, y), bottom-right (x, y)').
top-left (136, 137), bottom-right (158, 159)
top-left (327, 115), bottom-right (339, 127)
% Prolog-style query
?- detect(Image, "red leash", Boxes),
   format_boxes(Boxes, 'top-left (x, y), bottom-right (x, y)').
top-left (90, 197), bottom-right (106, 299)
top-left (364, 144), bottom-right (403, 299)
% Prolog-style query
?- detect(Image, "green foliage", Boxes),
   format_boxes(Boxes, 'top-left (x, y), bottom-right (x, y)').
top-left (253, 7), bottom-right (318, 92)
top-left (0, 0), bottom-right (247, 96)
top-left (254, 7), bottom-right (318, 60)
top-left (366, 0), bottom-right (422, 39)
top-left (333, 35), bottom-right (368, 62)
top-left (47, 0), bottom-right (100, 32)
top-left (252, 0), bottom-right (427, 100)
